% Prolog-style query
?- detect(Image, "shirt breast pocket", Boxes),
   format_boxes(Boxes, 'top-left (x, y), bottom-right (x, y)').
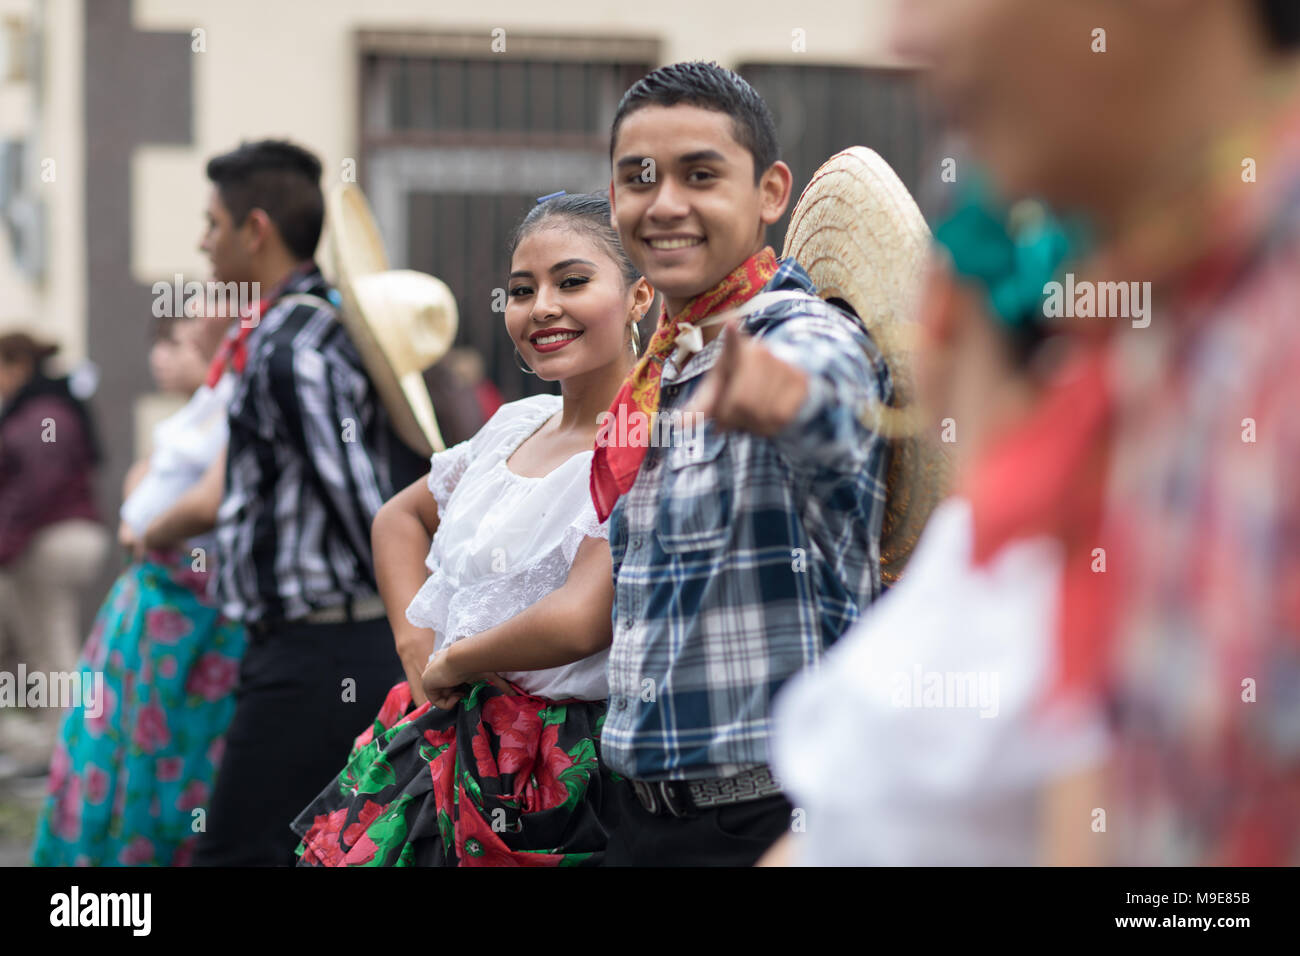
top-left (655, 428), bottom-right (732, 554)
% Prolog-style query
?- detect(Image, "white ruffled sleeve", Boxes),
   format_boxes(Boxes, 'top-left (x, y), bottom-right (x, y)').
top-left (425, 439), bottom-right (474, 514)
top-left (559, 493), bottom-right (608, 566)
top-left (425, 395), bottom-right (562, 512)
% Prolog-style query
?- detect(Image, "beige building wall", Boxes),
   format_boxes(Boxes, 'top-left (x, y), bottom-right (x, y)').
top-left (4, 0), bottom-right (909, 371)
top-left (0, 0), bottom-right (84, 371)
top-left (131, 0), bottom-right (908, 288)
top-left (6, 0), bottom-right (907, 456)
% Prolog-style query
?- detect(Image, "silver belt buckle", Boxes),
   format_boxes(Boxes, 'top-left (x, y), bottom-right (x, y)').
top-left (631, 779), bottom-right (659, 815)
top-left (631, 779), bottom-right (691, 818)
top-left (687, 766), bottom-right (782, 809)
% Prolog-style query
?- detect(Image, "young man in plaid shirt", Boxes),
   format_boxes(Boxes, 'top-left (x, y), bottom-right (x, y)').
top-left (592, 62), bottom-right (893, 865)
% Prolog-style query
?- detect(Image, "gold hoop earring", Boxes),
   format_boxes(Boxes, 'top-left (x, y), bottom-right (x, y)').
top-left (630, 316), bottom-right (643, 357)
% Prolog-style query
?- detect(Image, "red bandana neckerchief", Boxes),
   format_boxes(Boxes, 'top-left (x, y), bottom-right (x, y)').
top-left (962, 342), bottom-right (1117, 702)
top-left (204, 316), bottom-right (256, 388)
top-left (203, 264), bottom-right (314, 388)
top-left (589, 246), bottom-right (779, 522)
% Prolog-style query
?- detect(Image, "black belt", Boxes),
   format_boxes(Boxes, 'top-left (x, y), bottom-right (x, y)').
top-left (247, 595), bottom-right (387, 639)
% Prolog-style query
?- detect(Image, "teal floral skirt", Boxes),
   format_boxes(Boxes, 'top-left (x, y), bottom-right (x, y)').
top-left (31, 549), bottom-right (246, 866)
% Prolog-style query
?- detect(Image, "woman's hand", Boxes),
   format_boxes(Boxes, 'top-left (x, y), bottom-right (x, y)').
top-left (392, 623), bottom-right (434, 708)
top-left (374, 477), bottom-right (444, 707)
top-left (421, 648), bottom-right (468, 710)
top-left (118, 520), bottom-right (145, 563)
top-left (421, 646), bottom-right (514, 710)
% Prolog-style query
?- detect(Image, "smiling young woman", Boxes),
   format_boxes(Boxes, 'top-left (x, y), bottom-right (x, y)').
top-left (290, 193), bottom-right (654, 867)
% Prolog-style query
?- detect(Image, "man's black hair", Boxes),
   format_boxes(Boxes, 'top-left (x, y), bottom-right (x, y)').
top-left (1256, 0), bottom-right (1300, 50)
top-left (610, 61), bottom-right (779, 184)
top-left (205, 140), bottom-right (324, 260)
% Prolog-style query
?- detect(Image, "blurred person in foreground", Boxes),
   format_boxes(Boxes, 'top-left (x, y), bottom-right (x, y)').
top-left (33, 310), bottom-right (246, 865)
top-left (0, 331), bottom-right (109, 769)
top-left (775, 0), bottom-right (1300, 865)
top-left (768, 189), bottom-right (1111, 864)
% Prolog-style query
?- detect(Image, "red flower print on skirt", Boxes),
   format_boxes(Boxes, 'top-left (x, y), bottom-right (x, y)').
top-left (528, 723), bottom-right (574, 812)
top-left (133, 704), bottom-right (170, 753)
top-left (171, 837), bottom-right (198, 867)
top-left (83, 764), bottom-right (109, 805)
top-left (354, 683), bottom-right (423, 749)
top-left (298, 807), bottom-right (350, 867)
top-left (377, 683), bottom-right (413, 728)
top-left (83, 685), bottom-right (116, 738)
top-left (117, 836), bottom-right (155, 865)
top-left (185, 652), bottom-right (239, 701)
top-left (456, 785), bottom-right (562, 868)
top-left (483, 696), bottom-right (542, 772)
top-left (145, 606), bottom-right (191, 644)
top-left (48, 742), bottom-right (70, 795)
top-left (342, 800), bottom-right (385, 847)
top-left (291, 679), bottom-right (613, 867)
top-left (55, 774), bottom-right (82, 841)
top-left (175, 780), bottom-right (207, 811)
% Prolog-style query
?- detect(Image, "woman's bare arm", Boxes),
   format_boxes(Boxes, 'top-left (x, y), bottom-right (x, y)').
top-left (118, 459), bottom-right (154, 552)
top-left (421, 534), bottom-right (613, 705)
top-left (142, 446), bottom-right (226, 549)
top-left (372, 473), bottom-right (442, 706)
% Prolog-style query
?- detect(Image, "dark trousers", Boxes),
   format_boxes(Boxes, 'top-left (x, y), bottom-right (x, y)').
top-left (601, 780), bottom-right (792, 866)
top-left (194, 615), bottom-right (403, 867)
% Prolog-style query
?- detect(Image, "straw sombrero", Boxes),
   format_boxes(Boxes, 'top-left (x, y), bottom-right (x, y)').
top-left (782, 147), bottom-right (951, 585)
top-left (323, 184), bottom-right (457, 457)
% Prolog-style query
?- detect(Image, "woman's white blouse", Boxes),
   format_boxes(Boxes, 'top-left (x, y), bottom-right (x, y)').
top-left (770, 497), bottom-right (1110, 865)
top-left (120, 372), bottom-right (235, 554)
top-left (404, 394), bottom-right (609, 701)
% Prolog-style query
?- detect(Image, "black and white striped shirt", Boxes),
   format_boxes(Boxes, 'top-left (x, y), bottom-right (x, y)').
top-left (213, 264), bottom-right (426, 625)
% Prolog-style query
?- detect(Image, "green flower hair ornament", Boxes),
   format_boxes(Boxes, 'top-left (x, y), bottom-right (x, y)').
top-left (933, 188), bottom-right (1090, 331)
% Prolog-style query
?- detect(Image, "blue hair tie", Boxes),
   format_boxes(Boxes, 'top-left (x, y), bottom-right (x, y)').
top-left (536, 190), bottom-right (567, 204)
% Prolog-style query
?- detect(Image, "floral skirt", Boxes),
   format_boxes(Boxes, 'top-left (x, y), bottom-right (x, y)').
top-left (31, 551), bottom-right (246, 866)
top-left (292, 679), bottom-right (615, 866)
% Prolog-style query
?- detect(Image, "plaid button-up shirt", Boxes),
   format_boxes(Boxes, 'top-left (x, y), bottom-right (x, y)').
top-left (600, 257), bottom-right (894, 780)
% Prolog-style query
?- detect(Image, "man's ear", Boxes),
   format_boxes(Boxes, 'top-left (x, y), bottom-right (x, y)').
top-left (758, 160), bottom-right (794, 228)
top-left (632, 276), bottom-right (655, 316)
top-left (242, 208), bottom-right (273, 256)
